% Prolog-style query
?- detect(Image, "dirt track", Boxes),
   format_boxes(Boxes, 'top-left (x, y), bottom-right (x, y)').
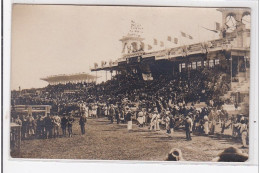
top-left (14, 117), bottom-right (248, 161)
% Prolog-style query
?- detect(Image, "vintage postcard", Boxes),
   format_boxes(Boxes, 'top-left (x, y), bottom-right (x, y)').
top-left (10, 5), bottom-right (252, 162)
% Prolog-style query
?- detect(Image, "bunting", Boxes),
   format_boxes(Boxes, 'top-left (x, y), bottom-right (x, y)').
top-left (94, 63), bottom-right (98, 69)
top-left (148, 45), bottom-right (153, 50)
top-left (181, 32), bottom-right (186, 37)
top-left (174, 37), bottom-right (178, 44)
top-left (167, 36), bottom-right (171, 42)
top-left (215, 22), bottom-right (221, 31)
top-left (160, 41), bottom-right (164, 47)
top-left (153, 39), bottom-right (158, 45)
top-left (181, 31), bottom-right (193, 40)
top-left (101, 61), bottom-right (106, 67)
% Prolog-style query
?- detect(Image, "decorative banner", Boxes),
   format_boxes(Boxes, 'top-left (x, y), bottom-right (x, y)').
top-left (167, 36), bottom-right (171, 41)
top-left (153, 39), bottom-right (158, 45)
top-left (101, 61), bottom-right (106, 67)
top-left (181, 31), bottom-right (186, 37)
top-left (174, 37), bottom-right (178, 44)
top-left (181, 31), bottom-right (193, 39)
top-left (109, 60), bottom-right (113, 67)
top-left (160, 41), bottom-right (164, 47)
top-left (148, 44), bottom-right (153, 50)
top-left (140, 42), bottom-right (145, 51)
top-left (142, 73), bottom-right (153, 81)
top-left (94, 63), bottom-right (98, 69)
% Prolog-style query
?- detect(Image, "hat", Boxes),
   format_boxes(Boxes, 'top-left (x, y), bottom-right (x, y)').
top-left (165, 148), bottom-right (184, 161)
top-left (216, 147), bottom-right (248, 162)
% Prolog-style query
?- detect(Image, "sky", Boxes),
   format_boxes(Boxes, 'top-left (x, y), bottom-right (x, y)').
top-left (11, 5), bottom-right (224, 90)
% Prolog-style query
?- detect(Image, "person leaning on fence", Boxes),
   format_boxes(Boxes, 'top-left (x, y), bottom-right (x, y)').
top-left (67, 113), bottom-right (75, 137)
top-left (79, 113), bottom-right (87, 135)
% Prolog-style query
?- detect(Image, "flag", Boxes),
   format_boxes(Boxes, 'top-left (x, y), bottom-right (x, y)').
top-left (215, 22), bottom-right (221, 31)
top-left (181, 32), bottom-right (186, 37)
top-left (188, 35), bottom-right (193, 39)
top-left (174, 37), bottom-right (178, 44)
top-left (148, 45), bottom-right (152, 50)
top-left (153, 39), bottom-right (158, 45)
top-left (160, 41), bottom-right (164, 47)
top-left (101, 61), bottom-right (105, 67)
top-left (167, 36), bottom-right (171, 41)
top-left (140, 42), bottom-right (145, 51)
top-left (142, 73), bottom-right (153, 81)
top-left (94, 63), bottom-right (98, 69)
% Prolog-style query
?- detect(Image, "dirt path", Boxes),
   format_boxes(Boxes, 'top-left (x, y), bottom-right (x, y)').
top-left (14, 117), bottom-right (248, 161)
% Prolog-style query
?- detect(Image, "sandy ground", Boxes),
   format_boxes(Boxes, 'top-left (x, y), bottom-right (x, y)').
top-left (12, 117), bottom-right (248, 161)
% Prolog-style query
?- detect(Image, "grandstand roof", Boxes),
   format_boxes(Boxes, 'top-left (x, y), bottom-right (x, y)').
top-left (41, 73), bottom-right (98, 83)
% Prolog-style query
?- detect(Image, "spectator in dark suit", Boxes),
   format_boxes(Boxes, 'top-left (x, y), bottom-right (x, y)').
top-left (79, 113), bottom-right (87, 135)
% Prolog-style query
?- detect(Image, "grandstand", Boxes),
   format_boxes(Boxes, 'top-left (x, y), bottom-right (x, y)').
top-left (40, 72), bottom-right (98, 85)
top-left (90, 8), bottom-right (250, 112)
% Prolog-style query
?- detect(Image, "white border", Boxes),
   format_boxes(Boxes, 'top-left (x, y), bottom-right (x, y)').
top-left (2, 0), bottom-right (259, 173)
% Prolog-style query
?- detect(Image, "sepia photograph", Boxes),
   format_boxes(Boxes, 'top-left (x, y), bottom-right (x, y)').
top-left (9, 5), bottom-right (251, 162)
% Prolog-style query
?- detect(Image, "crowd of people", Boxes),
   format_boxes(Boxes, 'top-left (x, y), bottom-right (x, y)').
top-left (12, 112), bottom-right (87, 139)
top-left (11, 67), bottom-right (249, 148)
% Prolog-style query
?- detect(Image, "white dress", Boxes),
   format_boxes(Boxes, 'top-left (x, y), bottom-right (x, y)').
top-left (137, 112), bottom-right (144, 125)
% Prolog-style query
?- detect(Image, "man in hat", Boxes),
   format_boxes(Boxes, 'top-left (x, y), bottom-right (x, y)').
top-left (212, 146), bottom-right (248, 162)
top-left (149, 109), bottom-right (158, 131)
top-left (53, 113), bottom-right (61, 138)
top-left (67, 113), bottom-right (75, 137)
top-left (109, 105), bottom-right (115, 124)
top-left (79, 113), bottom-right (87, 135)
top-left (61, 113), bottom-right (68, 136)
top-left (44, 113), bottom-right (53, 139)
top-left (203, 114), bottom-right (209, 135)
top-left (165, 148), bottom-right (185, 161)
top-left (185, 113), bottom-right (193, 140)
top-left (125, 109), bottom-right (133, 131)
top-left (240, 119), bottom-right (248, 148)
top-left (137, 108), bottom-right (145, 127)
top-left (115, 107), bottom-right (120, 124)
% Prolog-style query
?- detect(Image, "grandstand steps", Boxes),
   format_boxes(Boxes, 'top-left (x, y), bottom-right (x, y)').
top-left (221, 70), bottom-right (249, 100)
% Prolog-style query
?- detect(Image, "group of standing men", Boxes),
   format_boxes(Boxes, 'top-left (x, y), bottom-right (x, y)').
top-left (13, 112), bottom-right (88, 140)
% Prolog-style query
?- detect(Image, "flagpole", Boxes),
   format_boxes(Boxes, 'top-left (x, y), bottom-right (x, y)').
top-left (198, 24), bottom-right (201, 43)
